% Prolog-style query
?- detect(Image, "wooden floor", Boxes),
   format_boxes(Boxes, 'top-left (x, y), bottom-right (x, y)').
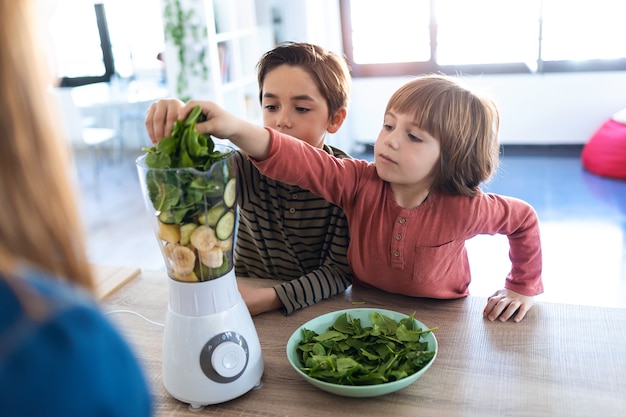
top-left (76, 144), bottom-right (626, 309)
top-left (74, 147), bottom-right (165, 272)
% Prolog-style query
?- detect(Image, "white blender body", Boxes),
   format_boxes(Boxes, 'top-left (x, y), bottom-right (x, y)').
top-left (162, 268), bottom-right (264, 408)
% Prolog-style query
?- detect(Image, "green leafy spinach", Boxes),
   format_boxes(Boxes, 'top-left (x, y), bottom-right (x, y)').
top-left (296, 311), bottom-right (436, 386)
top-left (141, 105), bottom-right (233, 225)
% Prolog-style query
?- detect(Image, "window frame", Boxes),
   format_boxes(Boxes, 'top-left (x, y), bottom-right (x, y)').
top-left (58, 3), bottom-right (115, 88)
top-left (339, 0), bottom-right (626, 77)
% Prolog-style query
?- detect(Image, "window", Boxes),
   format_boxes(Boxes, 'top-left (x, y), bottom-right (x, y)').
top-left (339, 0), bottom-right (626, 77)
top-left (49, 2), bottom-right (114, 87)
top-left (47, 0), bottom-right (165, 87)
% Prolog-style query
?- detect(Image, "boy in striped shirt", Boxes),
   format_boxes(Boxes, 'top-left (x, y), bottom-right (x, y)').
top-left (145, 42), bottom-right (353, 315)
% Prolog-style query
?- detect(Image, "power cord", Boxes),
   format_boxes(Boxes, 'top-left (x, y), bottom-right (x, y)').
top-left (105, 309), bottom-right (165, 327)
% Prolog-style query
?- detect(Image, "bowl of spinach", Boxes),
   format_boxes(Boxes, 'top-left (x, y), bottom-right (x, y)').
top-left (286, 308), bottom-right (437, 397)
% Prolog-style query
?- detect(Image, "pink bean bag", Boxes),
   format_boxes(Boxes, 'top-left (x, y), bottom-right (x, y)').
top-left (582, 108), bottom-right (626, 180)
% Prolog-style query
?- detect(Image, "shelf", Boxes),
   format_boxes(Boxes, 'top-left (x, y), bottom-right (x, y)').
top-left (162, 0), bottom-right (273, 121)
top-left (214, 27), bottom-right (258, 43)
top-left (209, 0), bottom-right (273, 121)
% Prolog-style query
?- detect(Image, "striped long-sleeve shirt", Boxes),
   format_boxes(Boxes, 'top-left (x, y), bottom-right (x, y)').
top-left (233, 147), bottom-right (353, 314)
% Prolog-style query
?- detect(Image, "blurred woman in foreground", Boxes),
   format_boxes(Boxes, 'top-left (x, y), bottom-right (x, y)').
top-left (0, 1), bottom-right (153, 415)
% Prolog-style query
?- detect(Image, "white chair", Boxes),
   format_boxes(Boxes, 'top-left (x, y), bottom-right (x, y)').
top-left (52, 87), bottom-right (118, 199)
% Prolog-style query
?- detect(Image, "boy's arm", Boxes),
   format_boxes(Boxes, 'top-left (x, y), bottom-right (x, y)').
top-left (274, 213), bottom-right (352, 314)
top-left (238, 254), bottom-right (352, 316)
top-left (274, 263), bottom-right (353, 315)
top-left (238, 216), bottom-right (352, 316)
top-left (182, 100), bottom-right (271, 160)
top-left (237, 284), bottom-right (282, 316)
top-left (238, 261), bottom-right (353, 316)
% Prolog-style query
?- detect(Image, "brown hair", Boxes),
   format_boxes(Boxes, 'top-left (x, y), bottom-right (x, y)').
top-left (0, 1), bottom-right (94, 290)
top-left (386, 74), bottom-right (500, 197)
top-left (256, 42), bottom-right (351, 121)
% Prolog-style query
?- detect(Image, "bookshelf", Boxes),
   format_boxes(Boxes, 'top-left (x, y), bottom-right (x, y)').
top-left (161, 0), bottom-right (274, 124)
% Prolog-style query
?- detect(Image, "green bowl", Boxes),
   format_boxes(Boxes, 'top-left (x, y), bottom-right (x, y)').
top-left (286, 308), bottom-right (437, 397)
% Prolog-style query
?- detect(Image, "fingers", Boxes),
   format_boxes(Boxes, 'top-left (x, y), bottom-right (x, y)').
top-left (180, 100), bottom-right (201, 120)
top-left (483, 290), bottom-right (533, 323)
top-left (183, 100), bottom-right (219, 134)
top-left (493, 299), bottom-right (522, 322)
top-left (144, 100), bottom-right (221, 142)
top-left (511, 302), bottom-right (531, 323)
top-left (482, 289), bottom-right (504, 319)
top-left (144, 99), bottom-right (185, 144)
top-left (483, 294), bottom-right (506, 321)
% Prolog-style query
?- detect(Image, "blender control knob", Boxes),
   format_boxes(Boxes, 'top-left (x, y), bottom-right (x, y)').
top-left (200, 331), bottom-right (250, 383)
top-left (211, 342), bottom-right (246, 378)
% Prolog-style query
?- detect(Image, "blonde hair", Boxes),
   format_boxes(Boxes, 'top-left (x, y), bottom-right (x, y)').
top-left (257, 42), bottom-right (351, 121)
top-left (386, 74), bottom-right (500, 197)
top-left (0, 1), bottom-right (94, 290)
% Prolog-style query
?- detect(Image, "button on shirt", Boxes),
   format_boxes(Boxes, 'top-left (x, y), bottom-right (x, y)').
top-left (390, 214), bottom-right (409, 268)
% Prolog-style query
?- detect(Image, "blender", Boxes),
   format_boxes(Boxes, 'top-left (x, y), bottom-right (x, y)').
top-left (136, 144), bottom-right (263, 409)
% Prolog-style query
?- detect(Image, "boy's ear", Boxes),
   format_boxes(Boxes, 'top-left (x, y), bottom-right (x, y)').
top-left (327, 108), bottom-right (347, 134)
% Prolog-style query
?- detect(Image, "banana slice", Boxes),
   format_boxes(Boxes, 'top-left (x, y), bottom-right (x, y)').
top-left (171, 270), bottom-right (199, 282)
top-left (198, 246), bottom-right (224, 268)
top-left (163, 242), bottom-right (176, 259)
top-left (216, 236), bottom-right (233, 251)
top-left (190, 225), bottom-right (217, 251)
top-left (170, 244), bottom-right (197, 276)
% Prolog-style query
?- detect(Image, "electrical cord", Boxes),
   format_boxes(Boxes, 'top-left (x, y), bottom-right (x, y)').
top-left (105, 309), bottom-right (164, 327)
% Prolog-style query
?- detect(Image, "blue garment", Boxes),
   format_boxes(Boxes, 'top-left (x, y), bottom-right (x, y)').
top-left (0, 270), bottom-right (153, 417)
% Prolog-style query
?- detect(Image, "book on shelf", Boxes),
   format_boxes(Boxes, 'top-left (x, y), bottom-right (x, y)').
top-left (218, 42), bottom-right (230, 83)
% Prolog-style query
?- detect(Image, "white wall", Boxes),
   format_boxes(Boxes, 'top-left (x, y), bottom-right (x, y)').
top-left (272, 0), bottom-right (626, 150)
top-left (466, 72), bottom-right (626, 145)
top-left (349, 72), bottom-right (626, 146)
top-left (270, 0), bottom-right (352, 151)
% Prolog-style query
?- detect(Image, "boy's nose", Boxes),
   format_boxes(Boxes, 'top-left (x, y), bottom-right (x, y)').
top-left (275, 111), bottom-right (292, 129)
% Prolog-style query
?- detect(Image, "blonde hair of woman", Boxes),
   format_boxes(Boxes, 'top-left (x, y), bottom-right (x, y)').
top-left (0, 0), bottom-right (93, 292)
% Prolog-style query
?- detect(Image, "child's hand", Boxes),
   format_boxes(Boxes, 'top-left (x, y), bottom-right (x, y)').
top-left (181, 100), bottom-right (271, 160)
top-left (180, 100), bottom-right (241, 141)
top-left (237, 282), bottom-right (282, 316)
top-left (483, 288), bottom-right (534, 322)
top-left (145, 98), bottom-right (185, 145)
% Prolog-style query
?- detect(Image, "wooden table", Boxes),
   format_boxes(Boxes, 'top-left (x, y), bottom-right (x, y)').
top-left (92, 264), bottom-right (141, 300)
top-left (102, 270), bottom-right (626, 417)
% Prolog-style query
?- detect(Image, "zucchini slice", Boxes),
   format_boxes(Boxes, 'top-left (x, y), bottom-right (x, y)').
top-left (224, 178), bottom-right (236, 208)
top-left (158, 210), bottom-right (176, 224)
top-left (215, 210), bottom-right (235, 240)
top-left (199, 203), bottom-right (227, 227)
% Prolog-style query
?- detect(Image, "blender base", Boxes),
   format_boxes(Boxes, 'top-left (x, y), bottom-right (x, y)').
top-left (162, 270), bottom-right (264, 406)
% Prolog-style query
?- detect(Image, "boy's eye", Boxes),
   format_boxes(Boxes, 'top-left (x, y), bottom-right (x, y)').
top-left (264, 105), bottom-right (278, 111)
top-left (383, 124), bottom-right (393, 131)
top-left (295, 107), bottom-right (310, 113)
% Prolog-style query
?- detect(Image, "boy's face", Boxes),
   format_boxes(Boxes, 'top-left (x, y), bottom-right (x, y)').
top-left (374, 110), bottom-right (441, 190)
top-left (260, 65), bottom-right (341, 149)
